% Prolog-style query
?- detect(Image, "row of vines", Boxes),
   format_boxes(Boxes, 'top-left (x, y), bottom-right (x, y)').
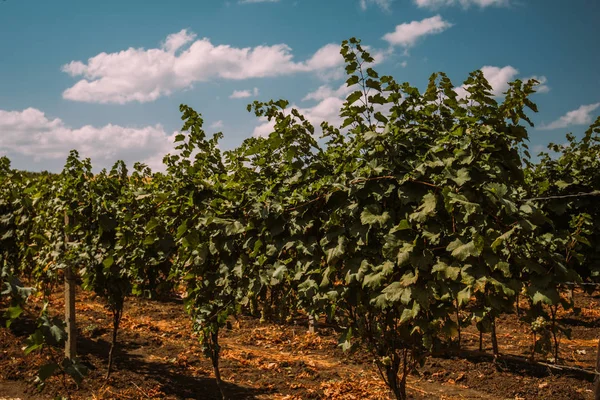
top-left (1, 38), bottom-right (599, 400)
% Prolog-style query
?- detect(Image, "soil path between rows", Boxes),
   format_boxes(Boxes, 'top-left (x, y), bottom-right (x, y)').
top-left (1, 288), bottom-right (597, 399)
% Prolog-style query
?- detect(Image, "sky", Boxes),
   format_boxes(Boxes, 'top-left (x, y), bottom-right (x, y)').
top-left (0, 0), bottom-right (598, 172)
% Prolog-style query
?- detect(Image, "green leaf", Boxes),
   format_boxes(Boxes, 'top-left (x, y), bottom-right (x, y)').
top-left (530, 288), bottom-right (559, 305)
top-left (390, 219), bottom-right (411, 232)
top-left (457, 287), bottom-right (471, 307)
top-left (24, 330), bottom-right (44, 355)
top-left (326, 236), bottom-right (346, 264)
top-left (225, 220), bottom-right (245, 235)
top-left (410, 193), bottom-right (437, 223)
top-left (102, 255), bottom-right (114, 269)
top-left (182, 232), bottom-right (200, 248)
top-left (49, 324), bottom-right (67, 343)
top-left (495, 261), bottom-right (511, 278)
top-left (145, 217), bottom-right (159, 231)
top-left (451, 168), bottom-right (470, 186)
top-left (38, 363), bottom-right (59, 382)
top-left (272, 264), bottom-right (287, 282)
top-left (5, 305), bottom-right (23, 323)
top-left (433, 262), bottom-right (461, 280)
top-left (400, 308), bottom-right (413, 324)
top-left (346, 91), bottom-right (363, 105)
top-left (400, 270), bottom-right (418, 286)
top-left (382, 282), bottom-right (412, 305)
top-left (346, 75), bottom-right (359, 86)
top-left (374, 112), bottom-right (388, 124)
top-left (397, 243), bottom-right (414, 266)
top-left (176, 221), bottom-right (188, 239)
top-left (491, 227), bottom-right (516, 251)
top-left (62, 358), bottom-right (88, 386)
top-left (362, 272), bottom-right (383, 289)
top-left (364, 131), bottom-right (379, 142)
top-left (360, 204), bottom-right (390, 227)
top-left (447, 235), bottom-right (483, 261)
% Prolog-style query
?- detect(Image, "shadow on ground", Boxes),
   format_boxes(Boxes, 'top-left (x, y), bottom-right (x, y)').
top-left (77, 334), bottom-right (272, 400)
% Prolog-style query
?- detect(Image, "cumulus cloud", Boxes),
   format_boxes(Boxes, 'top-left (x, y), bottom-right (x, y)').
top-left (539, 103), bottom-right (600, 130)
top-left (479, 65), bottom-right (519, 96)
top-left (454, 66), bottom-right (550, 99)
top-left (230, 87), bottom-right (259, 99)
top-left (454, 65), bottom-right (518, 98)
top-left (305, 43), bottom-right (346, 71)
top-left (162, 29), bottom-right (197, 53)
top-left (302, 83), bottom-right (353, 102)
top-left (61, 29), bottom-right (345, 104)
top-left (382, 15), bottom-right (453, 48)
top-left (413, 0), bottom-right (509, 9)
top-left (0, 108), bottom-right (176, 171)
top-left (359, 0), bottom-right (393, 11)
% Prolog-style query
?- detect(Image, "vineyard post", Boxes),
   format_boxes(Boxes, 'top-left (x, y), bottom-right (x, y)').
top-left (64, 210), bottom-right (77, 359)
top-left (308, 313), bottom-right (317, 334)
top-left (594, 338), bottom-right (600, 400)
top-left (455, 300), bottom-right (462, 349)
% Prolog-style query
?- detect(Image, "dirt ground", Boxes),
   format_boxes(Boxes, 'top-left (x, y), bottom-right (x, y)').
top-left (0, 288), bottom-right (598, 400)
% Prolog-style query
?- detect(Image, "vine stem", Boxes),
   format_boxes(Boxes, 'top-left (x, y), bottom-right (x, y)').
top-left (284, 176), bottom-right (440, 212)
top-left (522, 190), bottom-right (600, 202)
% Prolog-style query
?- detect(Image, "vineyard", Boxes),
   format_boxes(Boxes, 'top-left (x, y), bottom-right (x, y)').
top-left (1, 38), bottom-right (599, 400)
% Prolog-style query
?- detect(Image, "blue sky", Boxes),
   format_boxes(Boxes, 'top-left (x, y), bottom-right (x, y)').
top-left (0, 0), bottom-right (598, 172)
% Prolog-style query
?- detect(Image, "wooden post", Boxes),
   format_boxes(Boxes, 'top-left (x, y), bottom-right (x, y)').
top-left (308, 314), bottom-right (317, 334)
top-left (594, 338), bottom-right (600, 400)
top-left (569, 286), bottom-right (574, 304)
top-left (64, 211), bottom-right (77, 359)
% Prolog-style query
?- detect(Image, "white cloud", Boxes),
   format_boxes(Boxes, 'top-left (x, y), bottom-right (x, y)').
top-left (480, 65), bottom-right (519, 96)
top-left (0, 108), bottom-right (175, 171)
top-left (454, 65), bottom-right (518, 99)
top-left (413, 0), bottom-right (508, 9)
top-left (453, 85), bottom-right (469, 100)
top-left (453, 67), bottom-right (551, 103)
top-left (540, 103), bottom-right (600, 130)
top-left (62, 29), bottom-right (345, 104)
top-left (230, 87), bottom-right (259, 99)
top-left (400, 61), bottom-right (408, 68)
top-left (305, 43), bottom-right (345, 71)
top-left (360, 0), bottom-right (393, 11)
top-left (162, 29), bottom-right (197, 53)
top-left (210, 120), bottom-right (224, 129)
top-left (252, 117), bottom-right (276, 138)
top-left (382, 15), bottom-right (453, 48)
top-left (302, 83), bottom-right (353, 102)
top-left (230, 90), bottom-right (251, 99)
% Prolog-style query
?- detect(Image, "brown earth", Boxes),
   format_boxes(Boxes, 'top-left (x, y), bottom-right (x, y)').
top-left (0, 288), bottom-right (598, 400)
